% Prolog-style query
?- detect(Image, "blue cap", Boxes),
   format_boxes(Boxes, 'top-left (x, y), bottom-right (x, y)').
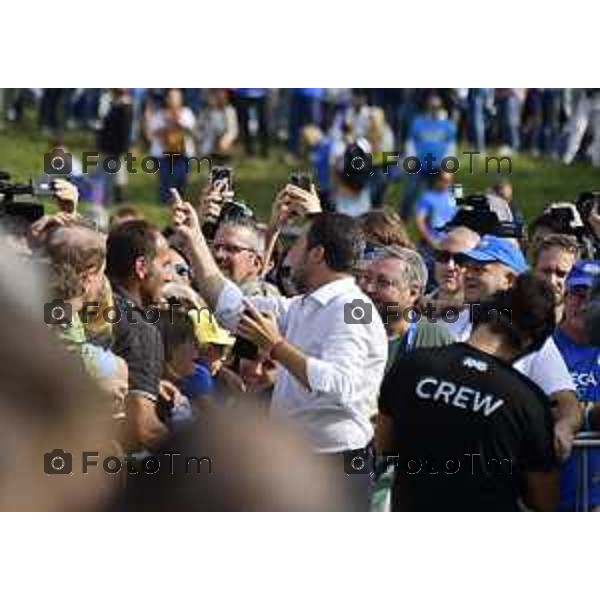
top-left (462, 235), bottom-right (528, 274)
top-left (566, 260), bottom-right (600, 290)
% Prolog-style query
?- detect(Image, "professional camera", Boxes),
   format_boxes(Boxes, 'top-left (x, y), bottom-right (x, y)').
top-left (576, 191), bottom-right (600, 226)
top-left (442, 193), bottom-right (524, 239)
top-left (0, 171), bottom-right (47, 224)
top-left (541, 202), bottom-right (586, 240)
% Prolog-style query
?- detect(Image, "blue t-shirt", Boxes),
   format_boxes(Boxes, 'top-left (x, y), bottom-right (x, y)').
top-left (409, 116), bottom-right (456, 167)
top-left (180, 362), bottom-right (215, 400)
top-left (553, 328), bottom-right (600, 510)
top-left (309, 138), bottom-right (333, 192)
top-left (414, 189), bottom-right (457, 242)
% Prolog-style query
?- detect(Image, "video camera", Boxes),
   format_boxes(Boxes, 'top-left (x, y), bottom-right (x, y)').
top-left (442, 193), bottom-right (524, 239)
top-left (0, 171), bottom-right (51, 224)
top-left (576, 191), bottom-right (600, 227)
top-left (533, 202), bottom-right (586, 242)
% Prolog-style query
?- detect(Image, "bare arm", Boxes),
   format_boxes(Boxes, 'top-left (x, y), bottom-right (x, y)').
top-left (171, 190), bottom-right (227, 310)
top-left (551, 390), bottom-right (582, 461)
top-left (126, 393), bottom-right (168, 449)
top-left (262, 184), bottom-right (322, 278)
top-left (374, 412), bottom-right (398, 455)
top-left (522, 471), bottom-right (559, 511)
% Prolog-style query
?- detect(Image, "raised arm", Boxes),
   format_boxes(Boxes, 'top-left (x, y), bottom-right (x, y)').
top-left (170, 189), bottom-right (227, 310)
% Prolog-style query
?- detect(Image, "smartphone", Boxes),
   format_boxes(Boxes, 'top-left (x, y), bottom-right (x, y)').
top-left (210, 166), bottom-right (233, 190)
top-left (289, 173), bottom-right (312, 192)
top-left (232, 308), bottom-right (271, 361)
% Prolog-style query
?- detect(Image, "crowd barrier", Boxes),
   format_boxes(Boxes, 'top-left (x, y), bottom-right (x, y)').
top-left (574, 432), bottom-right (600, 512)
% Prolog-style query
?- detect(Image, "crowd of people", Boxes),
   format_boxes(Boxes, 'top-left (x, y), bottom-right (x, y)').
top-left (2, 88), bottom-right (600, 511)
top-left (3, 88), bottom-right (600, 212)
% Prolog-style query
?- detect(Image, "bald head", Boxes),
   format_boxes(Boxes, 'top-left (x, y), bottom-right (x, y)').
top-left (439, 227), bottom-right (480, 254)
top-left (46, 224), bottom-right (106, 272)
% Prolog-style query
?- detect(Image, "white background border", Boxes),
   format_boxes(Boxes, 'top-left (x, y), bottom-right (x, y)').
top-left (0, 0), bottom-right (595, 598)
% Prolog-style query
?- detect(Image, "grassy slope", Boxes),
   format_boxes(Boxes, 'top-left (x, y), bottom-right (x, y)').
top-left (1, 111), bottom-right (599, 228)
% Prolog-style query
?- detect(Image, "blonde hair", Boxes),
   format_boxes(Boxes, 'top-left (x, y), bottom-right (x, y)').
top-left (83, 276), bottom-right (114, 346)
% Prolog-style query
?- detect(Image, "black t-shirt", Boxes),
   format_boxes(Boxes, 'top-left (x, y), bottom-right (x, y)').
top-left (111, 289), bottom-right (163, 404)
top-left (379, 343), bottom-right (557, 511)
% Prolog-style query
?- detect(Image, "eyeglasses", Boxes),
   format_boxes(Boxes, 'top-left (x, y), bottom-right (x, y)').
top-left (358, 273), bottom-right (400, 290)
top-left (212, 243), bottom-right (256, 256)
top-left (434, 250), bottom-right (468, 266)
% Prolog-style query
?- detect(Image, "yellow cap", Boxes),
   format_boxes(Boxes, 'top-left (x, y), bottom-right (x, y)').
top-left (188, 309), bottom-right (235, 347)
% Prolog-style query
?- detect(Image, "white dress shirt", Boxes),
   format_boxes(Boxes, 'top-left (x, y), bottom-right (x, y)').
top-left (216, 277), bottom-right (388, 453)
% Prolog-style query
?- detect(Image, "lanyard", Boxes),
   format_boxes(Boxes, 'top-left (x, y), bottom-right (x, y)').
top-left (399, 322), bottom-right (418, 354)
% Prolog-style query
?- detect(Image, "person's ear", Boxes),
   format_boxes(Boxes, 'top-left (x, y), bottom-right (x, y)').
top-left (408, 284), bottom-right (421, 305)
top-left (134, 256), bottom-right (148, 281)
top-left (253, 253), bottom-right (264, 274)
top-left (505, 270), bottom-right (517, 289)
top-left (307, 245), bottom-right (325, 265)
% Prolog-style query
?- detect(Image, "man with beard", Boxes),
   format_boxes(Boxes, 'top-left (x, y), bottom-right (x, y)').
top-left (172, 196), bottom-right (387, 508)
top-left (212, 218), bottom-right (279, 297)
top-left (357, 246), bottom-right (454, 371)
top-left (532, 234), bottom-right (580, 323)
top-left (106, 219), bottom-right (176, 449)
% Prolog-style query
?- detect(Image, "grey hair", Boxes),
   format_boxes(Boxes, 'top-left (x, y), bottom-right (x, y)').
top-left (217, 219), bottom-right (266, 257)
top-left (382, 245), bottom-right (428, 292)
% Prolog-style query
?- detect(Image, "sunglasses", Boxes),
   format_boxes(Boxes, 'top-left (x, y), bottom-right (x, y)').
top-left (434, 250), bottom-right (468, 266)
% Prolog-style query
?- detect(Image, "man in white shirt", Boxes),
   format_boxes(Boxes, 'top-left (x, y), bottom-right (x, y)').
top-left (170, 191), bottom-right (387, 506)
top-left (448, 235), bottom-right (581, 461)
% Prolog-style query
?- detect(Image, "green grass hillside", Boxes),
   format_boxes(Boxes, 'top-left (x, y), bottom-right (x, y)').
top-left (1, 111), bottom-right (599, 228)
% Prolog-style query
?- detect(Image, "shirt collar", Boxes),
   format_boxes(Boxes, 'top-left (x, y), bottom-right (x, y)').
top-left (304, 277), bottom-right (356, 306)
top-left (112, 285), bottom-right (143, 311)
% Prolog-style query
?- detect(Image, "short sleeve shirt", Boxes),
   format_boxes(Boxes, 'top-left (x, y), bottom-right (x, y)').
top-left (111, 289), bottom-right (163, 402)
top-left (379, 343), bottom-right (556, 511)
